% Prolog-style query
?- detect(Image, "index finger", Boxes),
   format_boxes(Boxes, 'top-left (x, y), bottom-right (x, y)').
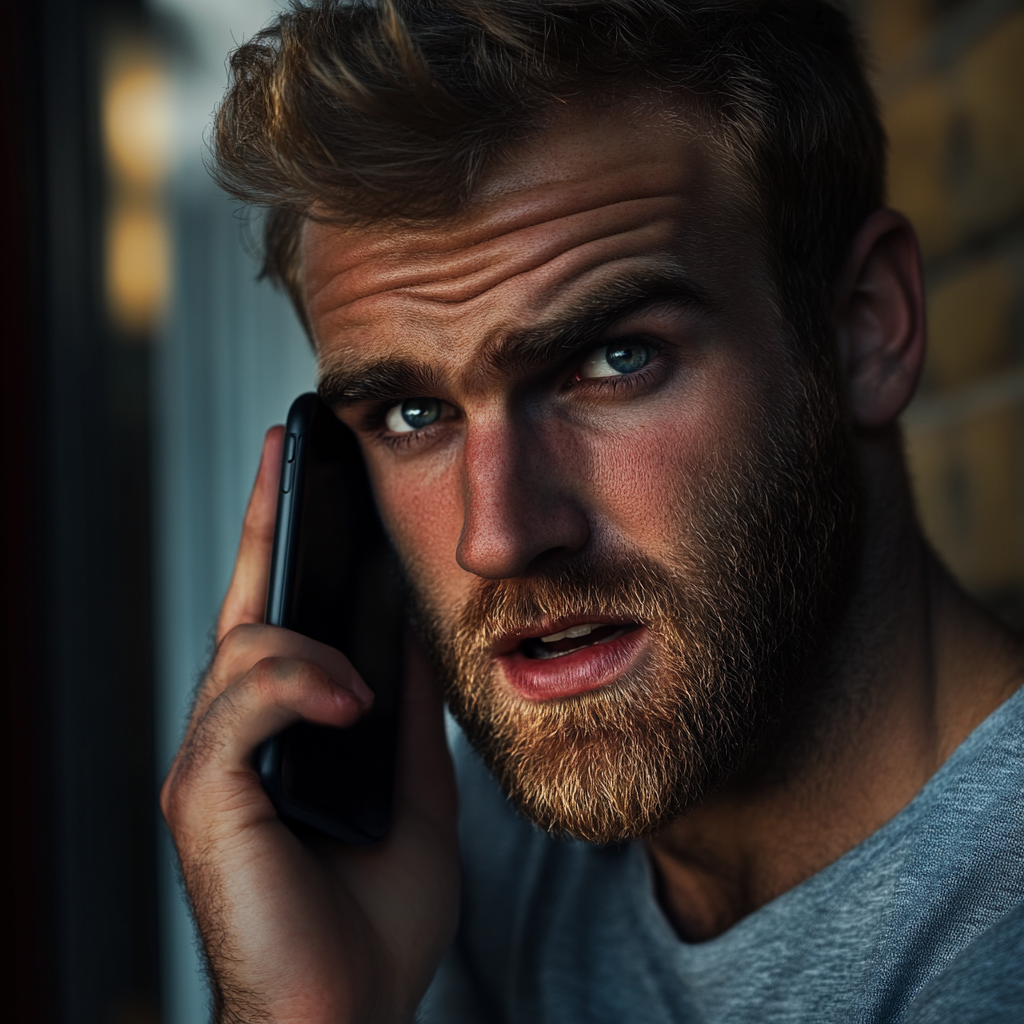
top-left (217, 426), bottom-right (284, 643)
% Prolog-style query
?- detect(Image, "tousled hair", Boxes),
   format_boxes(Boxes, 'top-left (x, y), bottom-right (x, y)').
top-left (212, 0), bottom-right (885, 346)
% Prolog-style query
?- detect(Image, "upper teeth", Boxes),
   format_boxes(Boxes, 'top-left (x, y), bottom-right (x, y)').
top-left (540, 623), bottom-right (600, 643)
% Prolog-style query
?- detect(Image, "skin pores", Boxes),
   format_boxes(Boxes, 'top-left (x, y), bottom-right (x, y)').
top-left (306, 99), bottom-right (859, 841)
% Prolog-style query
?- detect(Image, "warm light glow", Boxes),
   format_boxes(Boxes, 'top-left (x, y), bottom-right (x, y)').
top-left (106, 204), bottom-right (171, 335)
top-left (102, 40), bottom-right (172, 336)
top-left (103, 62), bottom-right (173, 186)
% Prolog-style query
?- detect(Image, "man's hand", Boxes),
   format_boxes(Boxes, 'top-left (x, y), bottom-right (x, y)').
top-left (161, 427), bottom-right (458, 1024)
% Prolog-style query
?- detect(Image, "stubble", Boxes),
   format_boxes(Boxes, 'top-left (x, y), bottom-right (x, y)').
top-left (411, 369), bottom-right (860, 843)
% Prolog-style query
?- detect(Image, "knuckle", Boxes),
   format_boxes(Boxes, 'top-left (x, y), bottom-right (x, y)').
top-left (246, 656), bottom-right (330, 703)
top-left (203, 623), bottom-right (275, 704)
top-left (159, 779), bottom-right (173, 821)
top-left (160, 706), bottom-right (235, 830)
top-left (215, 621), bottom-right (265, 668)
top-left (160, 769), bottom-right (185, 826)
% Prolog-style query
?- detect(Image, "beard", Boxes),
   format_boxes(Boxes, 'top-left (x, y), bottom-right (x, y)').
top-left (409, 365), bottom-right (861, 844)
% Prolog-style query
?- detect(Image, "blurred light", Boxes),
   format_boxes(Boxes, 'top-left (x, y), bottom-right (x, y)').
top-left (103, 59), bottom-right (173, 186)
top-left (103, 39), bottom-right (173, 337)
top-left (106, 203), bottom-right (171, 335)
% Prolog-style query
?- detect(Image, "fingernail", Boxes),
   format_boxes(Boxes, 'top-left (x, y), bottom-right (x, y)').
top-left (334, 674), bottom-right (374, 706)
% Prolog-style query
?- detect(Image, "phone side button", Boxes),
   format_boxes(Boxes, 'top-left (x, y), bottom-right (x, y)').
top-left (284, 432), bottom-right (297, 463)
top-left (281, 457), bottom-right (295, 494)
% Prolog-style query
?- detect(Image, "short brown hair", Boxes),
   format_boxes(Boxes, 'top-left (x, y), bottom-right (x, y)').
top-left (213, 0), bottom-right (885, 346)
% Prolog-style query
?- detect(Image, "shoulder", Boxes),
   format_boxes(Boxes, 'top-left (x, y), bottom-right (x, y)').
top-left (903, 900), bottom-right (1024, 1023)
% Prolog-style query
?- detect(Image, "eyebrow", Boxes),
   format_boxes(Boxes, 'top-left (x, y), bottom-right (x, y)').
top-left (317, 266), bottom-right (711, 407)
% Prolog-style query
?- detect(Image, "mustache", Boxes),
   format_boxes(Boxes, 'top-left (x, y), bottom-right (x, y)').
top-left (448, 552), bottom-right (691, 653)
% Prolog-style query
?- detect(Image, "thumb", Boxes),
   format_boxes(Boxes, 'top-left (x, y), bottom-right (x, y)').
top-left (217, 426), bottom-right (284, 643)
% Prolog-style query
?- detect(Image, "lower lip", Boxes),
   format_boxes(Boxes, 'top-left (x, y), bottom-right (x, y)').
top-left (495, 627), bottom-right (649, 702)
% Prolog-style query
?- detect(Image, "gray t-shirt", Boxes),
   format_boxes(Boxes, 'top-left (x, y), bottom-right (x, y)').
top-left (418, 686), bottom-right (1024, 1022)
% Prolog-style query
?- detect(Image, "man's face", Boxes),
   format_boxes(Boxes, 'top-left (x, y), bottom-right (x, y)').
top-left (306, 99), bottom-right (859, 842)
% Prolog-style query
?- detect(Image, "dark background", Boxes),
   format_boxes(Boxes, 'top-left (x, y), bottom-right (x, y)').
top-left (2, 1), bottom-right (160, 1021)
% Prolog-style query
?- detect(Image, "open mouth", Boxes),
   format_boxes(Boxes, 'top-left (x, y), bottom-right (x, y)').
top-left (520, 622), bottom-right (640, 659)
top-left (495, 618), bottom-right (649, 701)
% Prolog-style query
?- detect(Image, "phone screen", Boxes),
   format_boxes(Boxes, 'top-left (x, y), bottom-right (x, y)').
top-left (259, 393), bottom-right (405, 844)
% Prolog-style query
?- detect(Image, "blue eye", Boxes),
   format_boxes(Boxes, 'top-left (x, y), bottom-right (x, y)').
top-left (385, 397), bottom-right (442, 433)
top-left (579, 342), bottom-right (652, 379)
top-left (607, 344), bottom-right (651, 374)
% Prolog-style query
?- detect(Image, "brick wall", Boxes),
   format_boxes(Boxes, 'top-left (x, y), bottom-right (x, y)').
top-left (855, 0), bottom-right (1024, 623)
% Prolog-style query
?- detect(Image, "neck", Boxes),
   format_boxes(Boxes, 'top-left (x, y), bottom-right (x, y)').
top-left (647, 428), bottom-right (1024, 941)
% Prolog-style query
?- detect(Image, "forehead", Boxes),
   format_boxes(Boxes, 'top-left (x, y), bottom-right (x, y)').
top-left (303, 97), bottom-right (760, 368)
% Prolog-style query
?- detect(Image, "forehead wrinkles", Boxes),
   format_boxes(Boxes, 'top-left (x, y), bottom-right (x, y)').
top-left (314, 195), bottom-right (690, 318)
top-left (303, 152), bottom-right (697, 314)
top-left (321, 211), bottom-right (692, 354)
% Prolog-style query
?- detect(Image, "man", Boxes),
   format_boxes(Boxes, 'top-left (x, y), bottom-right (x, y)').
top-left (161, 1), bottom-right (1024, 1021)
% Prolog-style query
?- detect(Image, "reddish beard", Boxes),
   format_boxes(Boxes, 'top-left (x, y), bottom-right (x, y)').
top-left (411, 375), bottom-right (860, 844)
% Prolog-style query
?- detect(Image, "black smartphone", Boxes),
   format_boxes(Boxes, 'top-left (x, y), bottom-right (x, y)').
top-left (256, 392), bottom-right (405, 845)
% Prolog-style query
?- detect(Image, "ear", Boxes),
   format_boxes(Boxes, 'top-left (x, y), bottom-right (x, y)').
top-left (834, 209), bottom-right (926, 429)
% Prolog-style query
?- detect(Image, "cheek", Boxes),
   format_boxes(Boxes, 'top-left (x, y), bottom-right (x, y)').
top-left (581, 372), bottom-right (766, 554)
top-left (369, 455), bottom-right (475, 612)
top-left (584, 420), bottom-right (707, 554)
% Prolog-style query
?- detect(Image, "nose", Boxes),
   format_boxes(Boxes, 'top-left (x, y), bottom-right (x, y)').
top-left (455, 415), bottom-right (590, 579)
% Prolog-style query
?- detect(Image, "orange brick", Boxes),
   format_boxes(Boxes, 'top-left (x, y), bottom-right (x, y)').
top-left (861, 0), bottom-right (931, 77)
top-left (906, 407), bottom-right (1024, 592)
top-left (877, 8), bottom-right (1024, 260)
top-left (886, 76), bottom-right (956, 258)
top-left (923, 258), bottom-right (1016, 390)
top-left (945, 11), bottom-right (1024, 238)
